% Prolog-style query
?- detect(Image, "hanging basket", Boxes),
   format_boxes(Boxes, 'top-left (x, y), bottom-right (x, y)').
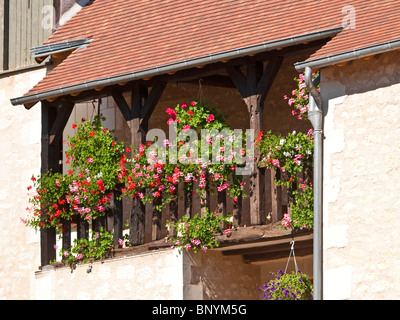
top-left (259, 240), bottom-right (314, 300)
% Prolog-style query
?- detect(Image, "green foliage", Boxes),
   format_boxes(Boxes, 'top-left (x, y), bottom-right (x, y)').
top-left (66, 114), bottom-right (125, 191)
top-left (61, 228), bottom-right (114, 266)
top-left (255, 72), bottom-right (317, 231)
top-left (167, 209), bottom-right (232, 253)
top-left (256, 130), bottom-right (314, 230)
top-left (25, 172), bottom-right (72, 230)
top-left (24, 115), bottom-right (127, 230)
top-left (259, 270), bottom-right (313, 300)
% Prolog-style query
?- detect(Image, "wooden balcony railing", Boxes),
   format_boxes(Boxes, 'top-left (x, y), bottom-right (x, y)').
top-left (56, 166), bottom-right (293, 259)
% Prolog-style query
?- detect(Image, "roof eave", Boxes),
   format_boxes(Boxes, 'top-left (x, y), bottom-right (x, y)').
top-left (295, 38), bottom-right (400, 72)
top-left (11, 26), bottom-right (343, 108)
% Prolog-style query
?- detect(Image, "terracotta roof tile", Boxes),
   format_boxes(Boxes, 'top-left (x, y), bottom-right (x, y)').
top-left (20, 0), bottom-right (400, 99)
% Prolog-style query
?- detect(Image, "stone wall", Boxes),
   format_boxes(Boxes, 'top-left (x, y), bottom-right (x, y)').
top-left (0, 68), bottom-right (46, 299)
top-left (321, 50), bottom-right (400, 299)
top-left (34, 249), bottom-right (184, 300)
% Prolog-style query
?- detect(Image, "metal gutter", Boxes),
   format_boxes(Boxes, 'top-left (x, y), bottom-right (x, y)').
top-left (11, 26), bottom-right (343, 107)
top-left (295, 38), bottom-right (400, 71)
top-left (305, 67), bottom-right (323, 300)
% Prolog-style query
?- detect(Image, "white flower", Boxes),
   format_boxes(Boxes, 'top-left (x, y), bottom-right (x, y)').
top-left (279, 139), bottom-right (286, 146)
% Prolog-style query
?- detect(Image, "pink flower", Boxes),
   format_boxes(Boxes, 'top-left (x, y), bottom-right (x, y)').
top-left (87, 157), bottom-right (94, 163)
top-left (167, 118), bottom-right (175, 126)
top-left (282, 213), bottom-right (292, 228)
top-left (182, 125), bottom-right (190, 133)
top-left (184, 243), bottom-right (191, 250)
top-left (191, 101), bottom-right (196, 107)
top-left (223, 229), bottom-right (231, 235)
top-left (165, 107), bottom-right (176, 119)
top-left (76, 253), bottom-right (83, 260)
top-left (118, 238), bottom-right (124, 246)
top-left (206, 114), bottom-right (215, 123)
top-left (187, 110), bottom-right (194, 115)
top-left (181, 103), bottom-right (187, 108)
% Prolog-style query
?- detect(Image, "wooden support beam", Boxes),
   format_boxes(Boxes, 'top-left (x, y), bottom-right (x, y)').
top-left (112, 91), bottom-right (131, 122)
top-left (226, 56), bottom-right (283, 226)
top-left (112, 81), bottom-right (166, 245)
top-left (243, 241), bottom-right (313, 264)
top-left (223, 239), bottom-right (313, 257)
top-left (49, 101), bottom-right (74, 145)
top-left (141, 80), bottom-right (166, 124)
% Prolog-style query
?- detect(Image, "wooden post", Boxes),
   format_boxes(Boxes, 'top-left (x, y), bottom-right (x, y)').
top-left (77, 215), bottom-right (89, 240)
top-left (112, 189), bottom-right (123, 248)
top-left (168, 199), bottom-right (178, 238)
top-left (226, 56), bottom-right (283, 225)
top-left (152, 196), bottom-right (162, 241)
top-left (112, 80), bottom-right (166, 245)
top-left (271, 168), bottom-right (283, 223)
top-left (61, 217), bottom-right (71, 260)
top-left (184, 184), bottom-right (193, 218)
top-left (200, 186), bottom-right (210, 216)
top-left (40, 101), bottom-right (74, 266)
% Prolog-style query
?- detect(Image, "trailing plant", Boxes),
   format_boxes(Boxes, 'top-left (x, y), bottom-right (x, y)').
top-left (255, 72), bottom-right (317, 231)
top-left (61, 227), bottom-right (114, 267)
top-left (256, 130), bottom-right (314, 230)
top-left (66, 114), bottom-right (125, 192)
top-left (25, 172), bottom-right (72, 230)
top-left (259, 269), bottom-right (313, 300)
top-left (167, 209), bottom-right (232, 253)
top-left (24, 115), bottom-right (127, 230)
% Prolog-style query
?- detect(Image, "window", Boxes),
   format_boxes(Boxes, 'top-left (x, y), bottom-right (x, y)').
top-left (0, 0), bottom-right (53, 72)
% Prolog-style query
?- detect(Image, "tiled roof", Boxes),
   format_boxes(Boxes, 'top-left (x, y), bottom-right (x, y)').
top-left (301, 0), bottom-right (400, 69)
top-left (15, 0), bottom-right (400, 104)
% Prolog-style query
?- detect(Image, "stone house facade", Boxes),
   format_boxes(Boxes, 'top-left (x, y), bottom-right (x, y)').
top-left (1, 0), bottom-right (400, 300)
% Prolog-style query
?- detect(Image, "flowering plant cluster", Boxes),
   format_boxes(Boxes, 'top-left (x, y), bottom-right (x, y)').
top-left (61, 227), bottom-right (114, 267)
top-left (255, 73), bottom-right (316, 231)
top-left (25, 172), bottom-right (72, 229)
top-left (256, 130), bottom-right (314, 230)
top-left (259, 269), bottom-right (313, 300)
top-left (284, 72), bottom-right (318, 121)
top-left (167, 209), bottom-right (232, 253)
top-left (119, 101), bottom-right (248, 211)
top-left (24, 115), bottom-right (125, 230)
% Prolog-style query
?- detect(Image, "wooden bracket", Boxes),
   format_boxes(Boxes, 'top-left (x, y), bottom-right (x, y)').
top-left (49, 101), bottom-right (74, 145)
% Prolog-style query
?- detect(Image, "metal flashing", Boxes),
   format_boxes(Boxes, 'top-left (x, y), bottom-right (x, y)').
top-left (31, 38), bottom-right (92, 62)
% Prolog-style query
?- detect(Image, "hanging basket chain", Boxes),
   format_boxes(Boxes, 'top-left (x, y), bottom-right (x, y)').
top-left (284, 240), bottom-right (299, 274)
